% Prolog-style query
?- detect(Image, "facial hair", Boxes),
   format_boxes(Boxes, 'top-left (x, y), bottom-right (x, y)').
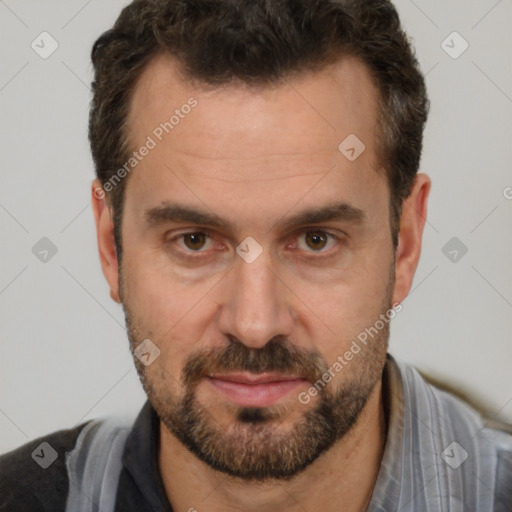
top-left (121, 269), bottom-right (392, 481)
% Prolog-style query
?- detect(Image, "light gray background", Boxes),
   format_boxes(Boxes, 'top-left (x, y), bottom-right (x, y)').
top-left (1, 0), bottom-right (511, 454)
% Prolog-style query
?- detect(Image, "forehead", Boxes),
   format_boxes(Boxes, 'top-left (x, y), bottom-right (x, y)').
top-left (122, 53), bottom-right (387, 231)
top-left (126, 53), bottom-right (380, 164)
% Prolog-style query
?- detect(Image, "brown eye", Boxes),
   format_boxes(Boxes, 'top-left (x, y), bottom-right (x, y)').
top-left (304, 231), bottom-right (328, 250)
top-left (296, 230), bottom-right (337, 253)
top-left (182, 232), bottom-right (208, 251)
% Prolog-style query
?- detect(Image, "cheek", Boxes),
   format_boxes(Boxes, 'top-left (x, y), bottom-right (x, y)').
top-left (121, 248), bottom-right (216, 376)
top-left (122, 243), bottom-right (205, 322)
top-left (301, 257), bottom-right (392, 362)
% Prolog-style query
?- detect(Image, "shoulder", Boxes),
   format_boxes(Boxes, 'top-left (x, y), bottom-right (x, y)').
top-left (394, 357), bottom-right (512, 508)
top-left (0, 421), bottom-right (91, 512)
top-left (428, 377), bottom-right (512, 509)
top-left (393, 356), bottom-right (512, 441)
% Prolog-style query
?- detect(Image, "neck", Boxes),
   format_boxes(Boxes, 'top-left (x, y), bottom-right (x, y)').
top-left (158, 381), bottom-right (386, 512)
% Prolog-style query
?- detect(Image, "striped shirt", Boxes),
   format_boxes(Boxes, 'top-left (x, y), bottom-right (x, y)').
top-left (368, 355), bottom-right (512, 511)
top-left (1, 354), bottom-right (510, 511)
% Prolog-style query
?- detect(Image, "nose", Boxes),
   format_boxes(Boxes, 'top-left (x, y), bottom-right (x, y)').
top-left (216, 248), bottom-right (296, 349)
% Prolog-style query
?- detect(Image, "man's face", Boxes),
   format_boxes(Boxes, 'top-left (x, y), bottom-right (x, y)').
top-left (117, 55), bottom-right (396, 479)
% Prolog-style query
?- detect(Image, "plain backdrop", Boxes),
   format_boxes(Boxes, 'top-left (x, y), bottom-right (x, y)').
top-left (1, 0), bottom-right (511, 454)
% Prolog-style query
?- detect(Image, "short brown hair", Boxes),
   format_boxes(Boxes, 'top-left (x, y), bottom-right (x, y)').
top-left (89, 0), bottom-right (429, 254)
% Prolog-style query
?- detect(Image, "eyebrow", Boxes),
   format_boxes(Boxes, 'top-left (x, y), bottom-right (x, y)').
top-left (144, 201), bottom-right (366, 231)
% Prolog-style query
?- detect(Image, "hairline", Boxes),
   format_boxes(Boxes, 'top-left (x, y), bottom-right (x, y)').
top-left (109, 51), bottom-right (399, 260)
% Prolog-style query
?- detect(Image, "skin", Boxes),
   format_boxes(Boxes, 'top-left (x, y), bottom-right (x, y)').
top-left (92, 54), bottom-right (430, 511)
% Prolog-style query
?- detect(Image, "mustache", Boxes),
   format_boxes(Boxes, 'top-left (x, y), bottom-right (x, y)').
top-left (181, 336), bottom-right (329, 388)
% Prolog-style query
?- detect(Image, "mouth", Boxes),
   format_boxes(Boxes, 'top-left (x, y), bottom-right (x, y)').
top-left (206, 372), bottom-right (309, 407)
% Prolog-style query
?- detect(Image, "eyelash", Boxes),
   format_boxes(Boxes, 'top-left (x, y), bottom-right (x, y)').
top-left (166, 229), bottom-right (342, 258)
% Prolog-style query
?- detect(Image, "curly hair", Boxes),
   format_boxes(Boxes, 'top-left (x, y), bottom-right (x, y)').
top-left (89, 0), bottom-right (429, 253)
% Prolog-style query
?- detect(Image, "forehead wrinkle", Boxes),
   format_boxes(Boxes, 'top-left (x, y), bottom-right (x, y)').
top-left (159, 151), bottom-right (344, 185)
top-left (184, 170), bottom-right (330, 184)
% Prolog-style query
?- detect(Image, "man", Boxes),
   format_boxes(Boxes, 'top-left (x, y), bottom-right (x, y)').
top-left (1, 0), bottom-right (511, 510)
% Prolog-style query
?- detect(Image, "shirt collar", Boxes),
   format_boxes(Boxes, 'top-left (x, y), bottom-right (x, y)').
top-left (367, 353), bottom-right (405, 511)
top-left (122, 400), bottom-right (173, 511)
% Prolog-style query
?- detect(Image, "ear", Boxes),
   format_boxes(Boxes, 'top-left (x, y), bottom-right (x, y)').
top-left (91, 179), bottom-right (121, 303)
top-left (392, 173), bottom-right (431, 306)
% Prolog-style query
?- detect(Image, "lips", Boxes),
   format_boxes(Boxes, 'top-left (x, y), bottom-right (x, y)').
top-left (206, 372), bottom-right (308, 407)
top-left (209, 372), bottom-right (303, 384)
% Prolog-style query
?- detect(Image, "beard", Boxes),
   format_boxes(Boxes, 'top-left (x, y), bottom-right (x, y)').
top-left (121, 270), bottom-right (392, 481)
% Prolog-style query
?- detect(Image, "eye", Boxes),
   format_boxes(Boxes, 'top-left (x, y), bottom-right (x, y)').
top-left (175, 232), bottom-right (214, 252)
top-left (296, 230), bottom-right (338, 253)
top-left (167, 229), bottom-right (341, 257)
